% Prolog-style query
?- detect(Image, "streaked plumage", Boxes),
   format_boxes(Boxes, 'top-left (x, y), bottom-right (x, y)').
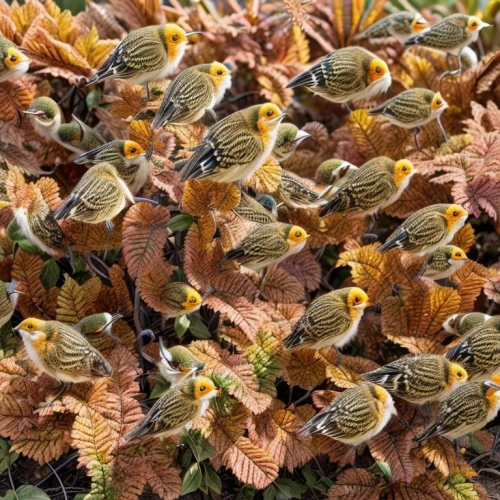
top-left (286, 47), bottom-right (391, 104)
top-left (443, 312), bottom-right (492, 336)
top-left (416, 377), bottom-right (500, 442)
top-left (315, 159), bottom-right (358, 187)
top-left (0, 33), bottom-right (30, 82)
top-left (24, 97), bottom-right (105, 154)
top-left (363, 354), bottom-right (468, 404)
top-left (320, 157), bottom-right (415, 217)
top-left (75, 140), bottom-right (151, 195)
top-left (0, 281), bottom-right (19, 329)
top-left (125, 375), bottom-right (217, 440)
top-left (356, 12), bottom-right (428, 43)
top-left (233, 192), bottom-right (277, 224)
top-left (14, 318), bottom-right (112, 384)
top-left (219, 223), bottom-right (309, 273)
top-left (155, 282), bottom-right (203, 317)
top-left (179, 103), bottom-right (286, 183)
top-left (272, 124), bottom-right (311, 162)
top-left (74, 312), bottom-right (123, 338)
top-left (54, 163), bottom-right (135, 227)
top-left (445, 316), bottom-right (500, 381)
top-left (278, 171), bottom-right (331, 208)
top-left (299, 382), bottom-right (396, 445)
top-left (378, 204), bottom-right (468, 256)
top-left (285, 287), bottom-right (370, 350)
top-left (152, 62), bottom-right (231, 128)
top-left (416, 245), bottom-right (467, 280)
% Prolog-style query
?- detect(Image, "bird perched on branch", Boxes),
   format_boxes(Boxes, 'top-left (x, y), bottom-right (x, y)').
top-left (0, 280), bottom-right (19, 329)
top-left (0, 33), bottom-right (30, 82)
top-left (75, 140), bottom-right (152, 195)
top-left (24, 97), bottom-right (105, 154)
top-left (356, 12), bottom-right (429, 43)
top-left (443, 312), bottom-right (492, 336)
top-left (272, 124), bottom-right (311, 162)
top-left (415, 376), bottom-right (500, 443)
top-left (363, 354), bottom-right (468, 404)
top-left (298, 382), bottom-right (396, 445)
top-left (377, 204), bottom-right (468, 256)
top-left (315, 159), bottom-right (358, 189)
top-left (179, 103), bottom-right (287, 183)
top-left (87, 24), bottom-right (202, 100)
top-left (286, 47), bottom-right (391, 110)
top-left (152, 62), bottom-right (232, 128)
top-left (368, 89), bottom-right (449, 148)
top-left (125, 375), bottom-right (218, 440)
top-left (320, 157), bottom-right (415, 218)
top-left (415, 245), bottom-right (468, 282)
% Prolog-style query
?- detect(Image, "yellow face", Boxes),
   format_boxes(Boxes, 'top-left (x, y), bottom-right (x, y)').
top-left (347, 287), bottom-right (370, 314)
top-left (451, 248), bottom-right (467, 261)
top-left (411, 14), bottom-right (428, 33)
top-left (467, 16), bottom-right (483, 32)
top-left (182, 288), bottom-right (203, 312)
top-left (209, 62), bottom-right (230, 79)
top-left (393, 159), bottom-right (414, 188)
top-left (15, 318), bottom-right (45, 334)
top-left (368, 58), bottom-right (389, 84)
top-left (445, 205), bottom-right (468, 229)
top-left (431, 92), bottom-right (447, 112)
top-left (163, 24), bottom-right (188, 45)
top-left (287, 225), bottom-right (309, 244)
top-left (449, 362), bottom-right (468, 384)
top-left (257, 103), bottom-right (284, 137)
top-left (4, 47), bottom-right (29, 70)
top-left (123, 140), bottom-right (146, 159)
top-left (193, 376), bottom-right (217, 400)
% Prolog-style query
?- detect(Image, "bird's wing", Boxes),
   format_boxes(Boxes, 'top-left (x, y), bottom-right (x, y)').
top-left (74, 142), bottom-right (114, 164)
top-left (406, 20), bottom-right (466, 49)
top-left (286, 57), bottom-right (327, 89)
top-left (234, 192), bottom-right (277, 224)
top-left (376, 93), bottom-right (430, 124)
top-left (415, 254), bottom-right (433, 279)
top-left (71, 115), bottom-right (106, 149)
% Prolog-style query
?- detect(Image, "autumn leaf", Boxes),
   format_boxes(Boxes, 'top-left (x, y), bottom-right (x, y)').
top-left (244, 156), bottom-right (283, 194)
top-left (328, 468), bottom-right (380, 500)
top-left (418, 437), bottom-right (458, 478)
top-left (261, 266), bottom-right (305, 304)
top-left (56, 275), bottom-right (102, 324)
top-left (182, 180), bottom-right (241, 217)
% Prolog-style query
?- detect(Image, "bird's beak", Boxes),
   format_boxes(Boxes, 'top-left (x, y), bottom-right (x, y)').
top-left (146, 145), bottom-right (154, 160)
top-left (293, 130), bottom-right (311, 143)
top-left (186, 31), bottom-right (203, 37)
top-left (23, 109), bottom-right (44, 116)
top-left (269, 112), bottom-right (287, 125)
top-left (485, 380), bottom-right (500, 390)
top-left (480, 21), bottom-right (492, 28)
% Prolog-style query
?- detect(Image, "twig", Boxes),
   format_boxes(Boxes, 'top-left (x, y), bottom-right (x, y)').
top-left (47, 462), bottom-right (68, 500)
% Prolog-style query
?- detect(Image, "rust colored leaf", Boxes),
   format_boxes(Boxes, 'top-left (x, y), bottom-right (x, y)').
top-left (328, 468), bottom-right (380, 500)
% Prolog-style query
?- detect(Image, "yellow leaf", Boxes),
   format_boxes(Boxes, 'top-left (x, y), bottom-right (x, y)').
top-left (182, 180), bottom-right (241, 216)
top-left (285, 349), bottom-right (326, 389)
top-left (245, 156), bottom-right (282, 194)
top-left (452, 223), bottom-right (475, 253)
top-left (11, 0), bottom-right (45, 36)
top-left (74, 25), bottom-right (117, 68)
top-left (129, 119), bottom-right (153, 150)
top-left (56, 275), bottom-right (102, 324)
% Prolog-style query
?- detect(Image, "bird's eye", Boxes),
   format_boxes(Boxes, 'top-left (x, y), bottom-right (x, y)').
top-left (172, 35), bottom-right (179, 41)
top-left (190, 297), bottom-right (197, 303)
top-left (436, 99), bottom-right (442, 105)
top-left (402, 166), bottom-right (407, 172)
top-left (129, 147), bottom-right (137, 154)
top-left (27, 323), bottom-right (33, 329)
top-left (199, 385), bottom-right (206, 392)
top-left (471, 22), bottom-right (477, 27)
top-left (456, 252), bottom-right (462, 257)
top-left (9, 55), bottom-right (16, 62)
top-left (457, 372), bottom-right (463, 378)
top-left (354, 296), bottom-right (361, 303)
top-left (294, 231), bottom-right (302, 238)
top-left (375, 66), bottom-right (382, 74)
top-left (217, 70), bottom-right (223, 75)
top-left (266, 109), bottom-right (274, 116)
top-left (453, 210), bottom-right (459, 217)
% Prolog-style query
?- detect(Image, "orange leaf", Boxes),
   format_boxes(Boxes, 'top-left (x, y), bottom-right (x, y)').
top-left (328, 468), bottom-right (380, 500)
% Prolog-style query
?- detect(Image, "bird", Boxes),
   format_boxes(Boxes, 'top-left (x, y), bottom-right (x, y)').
top-left (12, 182), bottom-right (68, 258)
top-left (415, 376), bottom-right (500, 443)
top-left (315, 159), bottom-right (358, 188)
top-left (24, 97), bottom-right (106, 154)
top-left (298, 382), bottom-right (396, 445)
top-left (272, 124), bottom-right (311, 162)
top-left (443, 312), bottom-right (492, 336)
top-left (0, 280), bottom-right (19, 329)
top-left (285, 287), bottom-right (370, 352)
top-left (405, 14), bottom-right (490, 79)
top-left (445, 316), bottom-right (500, 381)
top-left (368, 89), bottom-right (449, 148)
top-left (74, 312), bottom-right (123, 338)
top-left (152, 62), bottom-right (232, 128)
top-left (87, 24), bottom-right (202, 100)
top-left (415, 245), bottom-right (468, 281)
top-left (219, 223), bottom-right (309, 273)
top-left (54, 163), bottom-right (135, 233)
top-left (233, 192), bottom-right (278, 224)
top-left (0, 33), bottom-right (30, 82)
top-left (179, 103), bottom-right (287, 183)
top-left (355, 12), bottom-right (429, 43)
top-left (362, 354), bottom-right (468, 404)
top-left (74, 140), bottom-right (152, 195)
top-left (14, 318), bottom-right (112, 405)
top-left (125, 375), bottom-right (218, 440)
top-left (286, 47), bottom-right (391, 110)
top-left (377, 204), bottom-right (468, 256)
top-left (154, 282), bottom-right (204, 318)
top-left (136, 330), bottom-right (205, 387)
top-left (278, 171), bottom-right (332, 208)
top-left (319, 157), bottom-right (415, 218)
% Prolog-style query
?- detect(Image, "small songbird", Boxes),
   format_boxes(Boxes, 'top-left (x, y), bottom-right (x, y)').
top-left (298, 382), bottom-right (396, 445)
top-left (125, 375), bottom-right (218, 440)
top-left (54, 163), bottom-right (135, 232)
top-left (0, 33), bottom-right (30, 82)
top-left (233, 192), bottom-right (278, 224)
top-left (405, 14), bottom-right (490, 78)
top-left (278, 171), bottom-right (332, 208)
top-left (315, 159), bottom-right (358, 188)
top-left (415, 245), bottom-right (468, 281)
top-left (377, 204), bottom-right (468, 256)
top-left (446, 316), bottom-right (500, 381)
top-left (272, 124), bottom-right (311, 162)
top-left (87, 24), bottom-right (202, 100)
top-left (153, 282), bottom-right (204, 318)
top-left (363, 354), bottom-right (468, 404)
top-left (285, 287), bottom-right (370, 351)
top-left (0, 280), bottom-right (19, 329)
top-left (219, 223), bottom-right (309, 273)
top-left (415, 377), bottom-right (500, 443)
top-left (368, 89), bottom-right (449, 148)
top-left (24, 97), bottom-right (106, 154)
top-left (74, 140), bottom-right (152, 195)
top-left (74, 312), bottom-right (123, 338)
top-left (12, 182), bottom-right (67, 258)
top-left (319, 157), bottom-right (415, 218)
top-left (443, 312), bottom-right (492, 336)
top-left (14, 318), bottom-right (112, 404)
top-left (152, 62), bottom-right (232, 128)
top-left (286, 47), bottom-right (391, 109)
top-left (179, 103), bottom-right (287, 183)
top-left (356, 12), bottom-right (429, 43)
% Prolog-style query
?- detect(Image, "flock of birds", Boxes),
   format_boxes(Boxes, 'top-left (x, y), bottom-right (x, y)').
top-left (0, 8), bottom-right (499, 453)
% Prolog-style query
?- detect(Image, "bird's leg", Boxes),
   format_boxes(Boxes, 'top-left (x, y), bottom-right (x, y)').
top-left (133, 197), bottom-right (159, 206)
top-left (413, 127), bottom-right (422, 151)
top-left (255, 267), bottom-right (270, 302)
top-left (143, 83), bottom-right (151, 102)
top-left (40, 382), bottom-right (71, 408)
top-left (293, 386), bottom-right (317, 406)
top-left (206, 109), bottom-right (218, 123)
top-left (439, 52), bottom-right (463, 83)
top-left (436, 117), bottom-right (449, 145)
top-left (105, 220), bottom-right (114, 235)
top-left (334, 347), bottom-right (343, 366)
top-left (343, 102), bottom-right (354, 113)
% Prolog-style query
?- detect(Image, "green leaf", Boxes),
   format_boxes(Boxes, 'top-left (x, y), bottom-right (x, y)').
top-left (315, 477), bottom-right (333, 493)
top-left (0, 485), bottom-right (51, 500)
top-left (0, 323), bottom-right (17, 361)
top-left (275, 479), bottom-right (307, 499)
top-left (182, 430), bottom-right (215, 462)
top-left (6, 219), bottom-right (23, 242)
top-left (263, 484), bottom-right (277, 500)
top-left (167, 214), bottom-right (193, 232)
top-left (181, 463), bottom-right (202, 495)
top-left (188, 313), bottom-right (211, 339)
top-left (300, 466), bottom-right (318, 488)
top-left (202, 463), bottom-right (222, 495)
top-left (149, 376), bottom-right (170, 400)
top-left (470, 434), bottom-right (484, 454)
top-left (175, 315), bottom-right (190, 338)
top-left (17, 239), bottom-right (41, 254)
top-left (40, 259), bottom-right (60, 289)
top-left (236, 486), bottom-right (256, 500)
top-left (375, 460), bottom-right (392, 481)
top-left (86, 88), bottom-right (101, 110)
top-left (0, 439), bottom-right (18, 475)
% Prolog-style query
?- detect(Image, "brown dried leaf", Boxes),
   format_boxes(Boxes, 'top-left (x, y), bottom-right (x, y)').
top-left (182, 180), bottom-right (241, 217)
top-left (261, 266), bottom-right (305, 304)
top-left (328, 468), bottom-right (380, 500)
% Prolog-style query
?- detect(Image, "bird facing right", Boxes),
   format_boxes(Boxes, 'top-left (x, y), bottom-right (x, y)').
top-left (314, 159), bottom-right (358, 188)
top-left (0, 33), bottom-right (30, 82)
top-left (377, 204), bottom-right (468, 256)
top-left (415, 244), bottom-right (468, 281)
top-left (443, 312), bottom-right (492, 336)
top-left (272, 124), bottom-right (311, 162)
